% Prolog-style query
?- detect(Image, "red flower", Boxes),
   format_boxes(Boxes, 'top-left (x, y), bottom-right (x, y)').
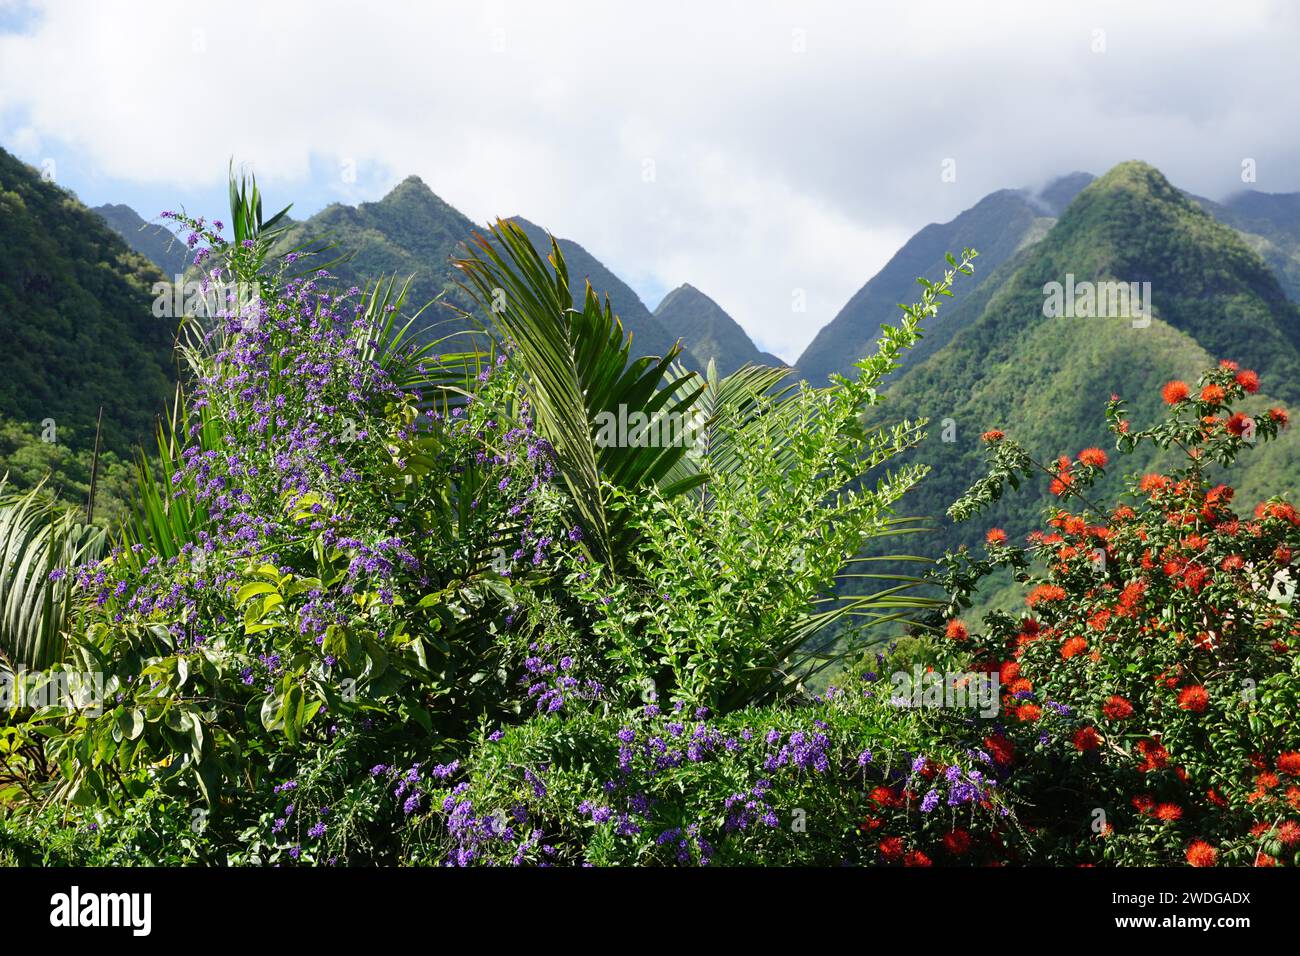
top-left (1154, 802), bottom-right (1183, 822)
top-left (1162, 380), bottom-right (1190, 404)
top-left (1279, 821), bottom-right (1300, 847)
top-left (980, 429), bottom-right (1005, 443)
top-left (1139, 473), bottom-right (1170, 493)
top-left (1277, 751), bottom-right (1300, 776)
top-left (1137, 739), bottom-right (1170, 772)
top-left (1200, 383), bottom-right (1226, 404)
top-left (1185, 840), bottom-right (1218, 867)
top-left (1226, 412), bottom-right (1252, 437)
top-left (942, 828), bottom-right (973, 856)
top-left (1061, 636), bottom-right (1089, 660)
top-left (869, 786), bottom-right (900, 808)
top-left (984, 734), bottom-right (1015, 766)
top-left (1236, 369), bottom-right (1260, 393)
top-left (1116, 582), bottom-right (1146, 615)
top-left (1007, 678), bottom-right (1033, 698)
top-left (903, 849), bottom-right (932, 867)
top-left (1027, 584), bottom-right (1066, 607)
top-left (1016, 703), bottom-right (1043, 722)
top-left (1077, 447), bottom-right (1109, 468)
top-left (1073, 727), bottom-right (1101, 751)
top-left (945, 619), bottom-right (969, 641)
top-left (879, 836), bottom-right (904, 862)
top-left (986, 528), bottom-right (1008, 545)
top-left (1178, 685), bottom-right (1209, 713)
top-left (1102, 695), bottom-right (1133, 720)
top-left (1269, 407), bottom-right (1289, 426)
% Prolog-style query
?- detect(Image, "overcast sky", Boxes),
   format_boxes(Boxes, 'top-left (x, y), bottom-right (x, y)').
top-left (3, 0), bottom-right (1298, 362)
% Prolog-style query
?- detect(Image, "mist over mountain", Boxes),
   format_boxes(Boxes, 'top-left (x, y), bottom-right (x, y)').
top-left (1192, 191), bottom-right (1300, 304)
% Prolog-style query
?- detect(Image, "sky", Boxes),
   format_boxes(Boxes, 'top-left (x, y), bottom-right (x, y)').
top-left (2, 0), bottom-right (1298, 363)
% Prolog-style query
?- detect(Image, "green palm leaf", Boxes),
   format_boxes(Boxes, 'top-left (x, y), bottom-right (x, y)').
top-left (453, 219), bottom-right (705, 564)
top-left (0, 479), bottom-right (105, 670)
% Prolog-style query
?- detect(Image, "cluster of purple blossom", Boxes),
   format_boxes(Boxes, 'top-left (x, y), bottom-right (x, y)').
top-left (521, 642), bottom-right (603, 713)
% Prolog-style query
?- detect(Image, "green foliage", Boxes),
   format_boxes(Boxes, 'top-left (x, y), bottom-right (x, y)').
top-left (0, 417), bottom-right (135, 527)
top-left (0, 166), bottom-right (979, 866)
top-left (0, 146), bottom-right (175, 458)
top-left (567, 244), bottom-right (978, 709)
top-left (453, 219), bottom-right (706, 566)
top-left (0, 479), bottom-right (105, 670)
top-left (411, 689), bottom-right (1016, 867)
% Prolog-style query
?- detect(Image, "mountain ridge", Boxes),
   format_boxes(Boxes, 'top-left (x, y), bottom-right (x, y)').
top-left (796, 174), bottom-right (1095, 385)
top-left (862, 159), bottom-right (1300, 613)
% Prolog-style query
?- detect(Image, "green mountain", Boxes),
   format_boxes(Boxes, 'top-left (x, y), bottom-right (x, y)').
top-left (279, 178), bottom-right (695, 363)
top-left (1194, 190), bottom-right (1300, 303)
top-left (281, 175), bottom-right (480, 340)
top-left (0, 147), bottom-right (175, 457)
top-left (868, 161), bottom-right (1300, 610)
top-left (796, 175), bottom-right (1094, 385)
top-left (93, 203), bottom-right (191, 277)
top-left (0, 147), bottom-right (176, 521)
top-left (653, 283), bottom-right (783, 375)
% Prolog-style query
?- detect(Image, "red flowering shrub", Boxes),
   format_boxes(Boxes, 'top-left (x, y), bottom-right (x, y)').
top-left (940, 360), bottom-right (1300, 865)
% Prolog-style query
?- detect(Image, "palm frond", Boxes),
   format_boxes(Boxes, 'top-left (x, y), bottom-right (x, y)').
top-left (0, 479), bottom-right (105, 670)
top-left (453, 219), bottom-right (705, 564)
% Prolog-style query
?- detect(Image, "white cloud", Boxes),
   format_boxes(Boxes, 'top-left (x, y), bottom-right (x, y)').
top-left (2, 0), bottom-right (1298, 360)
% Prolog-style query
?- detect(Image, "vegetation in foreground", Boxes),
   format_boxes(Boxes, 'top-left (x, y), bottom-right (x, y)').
top-left (1, 176), bottom-right (1297, 867)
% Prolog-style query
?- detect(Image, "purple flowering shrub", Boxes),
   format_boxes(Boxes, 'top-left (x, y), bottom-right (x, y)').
top-left (408, 668), bottom-right (1018, 866)
top-left (35, 204), bottom-right (575, 859)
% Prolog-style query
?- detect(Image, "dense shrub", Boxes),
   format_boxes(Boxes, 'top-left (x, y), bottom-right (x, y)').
top-left (933, 361), bottom-right (1300, 865)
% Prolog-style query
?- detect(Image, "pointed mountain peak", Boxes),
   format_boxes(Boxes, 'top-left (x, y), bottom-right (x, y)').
top-left (376, 174), bottom-right (455, 216)
top-left (1046, 161), bottom-right (1208, 254)
top-left (94, 202), bottom-right (145, 221)
top-left (654, 282), bottom-right (778, 374)
top-left (391, 173), bottom-right (433, 194)
top-left (93, 202), bottom-right (190, 276)
top-left (655, 282), bottom-right (711, 312)
top-left (1085, 160), bottom-right (1178, 199)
